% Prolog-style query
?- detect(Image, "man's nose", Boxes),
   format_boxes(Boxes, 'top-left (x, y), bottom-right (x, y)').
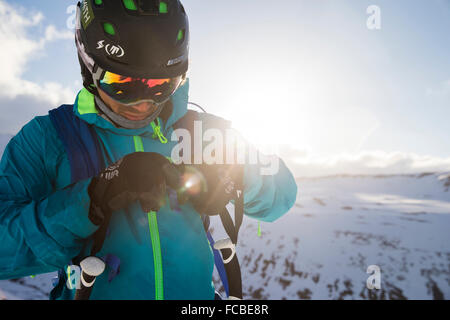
top-left (131, 102), bottom-right (151, 112)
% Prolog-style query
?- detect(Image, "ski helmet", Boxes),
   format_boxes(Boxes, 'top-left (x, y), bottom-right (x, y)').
top-left (75, 0), bottom-right (189, 128)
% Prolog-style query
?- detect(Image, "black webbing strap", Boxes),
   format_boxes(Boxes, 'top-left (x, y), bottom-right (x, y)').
top-left (89, 206), bottom-right (112, 256)
top-left (217, 164), bottom-right (244, 299)
top-left (74, 205), bottom-right (111, 300)
top-left (218, 163), bottom-right (244, 243)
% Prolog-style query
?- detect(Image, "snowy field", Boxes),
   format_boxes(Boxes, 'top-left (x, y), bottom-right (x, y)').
top-left (212, 172), bottom-right (450, 300)
top-left (1, 172), bottom-right (449, 299)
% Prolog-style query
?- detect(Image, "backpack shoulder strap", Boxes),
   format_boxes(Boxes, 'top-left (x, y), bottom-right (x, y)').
top-left (49, 104), bottom-right (105, 183)
top-left (48, 104), bottom-right (107, 300)
top-left (174, 109), bottom-right (244, 299)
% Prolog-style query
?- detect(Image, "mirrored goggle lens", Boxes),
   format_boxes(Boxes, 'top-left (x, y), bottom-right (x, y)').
top-left (98, 71), bottom-right (183, 105)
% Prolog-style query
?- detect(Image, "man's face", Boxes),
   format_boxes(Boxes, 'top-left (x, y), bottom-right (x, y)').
top-left (98, 87), bottom-right (159, 121)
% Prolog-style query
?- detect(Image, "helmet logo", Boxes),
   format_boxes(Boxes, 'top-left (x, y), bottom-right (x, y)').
top-left (81, 0), bottom-right (94, 30)
top-left (167, 54), bottom-right (185, 66)
top-left (96, 40), bottom-right (125, 58)
top-left (96, 40), bottom-right (105, 49)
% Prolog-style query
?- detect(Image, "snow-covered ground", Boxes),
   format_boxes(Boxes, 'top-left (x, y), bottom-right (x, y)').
top-left (1, 172), bottom-right (449, 299)
top-left (211, 172), bottom-right (450, 300)
top-left (0, 273), bottom-right (55, 300)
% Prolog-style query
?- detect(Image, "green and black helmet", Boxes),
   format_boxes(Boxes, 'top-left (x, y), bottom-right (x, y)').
top-left (75, 0), bottom-right (189, 128)
top-left (76, 0), bottom-right (189, 80)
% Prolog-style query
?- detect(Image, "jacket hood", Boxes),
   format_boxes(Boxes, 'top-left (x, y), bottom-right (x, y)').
top-left (73, 78), bottom-right (190, 137)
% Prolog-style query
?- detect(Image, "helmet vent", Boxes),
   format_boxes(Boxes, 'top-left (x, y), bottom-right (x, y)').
top-left (177, 29), bottom-right (185, 42)
top-left (103, 22), bottom-right (116, 36)
top-left (159, 2), bottom-right (168, 14)
top-left (134, 0), bottom-right (169, 15)
top-left (123, 0), bottom-right (138, 11)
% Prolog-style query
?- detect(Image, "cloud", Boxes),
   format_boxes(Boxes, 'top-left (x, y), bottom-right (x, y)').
top-left (280, 149), bottom-right (450, 178)
top-left (0, 0), bottom-right (76, 134)
top-left (43, 25), bottom-right (74, 42)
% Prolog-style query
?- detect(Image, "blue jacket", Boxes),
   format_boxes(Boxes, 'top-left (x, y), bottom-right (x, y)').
top-left (0, 79), bottom-right (297, 299)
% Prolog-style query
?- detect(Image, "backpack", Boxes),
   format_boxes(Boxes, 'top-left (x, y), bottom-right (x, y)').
top-left (48, 104), bottom-right (243, 300)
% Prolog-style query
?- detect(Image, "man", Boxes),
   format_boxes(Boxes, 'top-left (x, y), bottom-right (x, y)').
top-left (0, 0), bottom-right (297, 300)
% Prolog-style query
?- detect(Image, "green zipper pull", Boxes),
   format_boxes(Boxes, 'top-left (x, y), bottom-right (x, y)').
top-left (151, 118), bottom-right (168, 144)
top-left (258, 221), bottom-right (262, 237)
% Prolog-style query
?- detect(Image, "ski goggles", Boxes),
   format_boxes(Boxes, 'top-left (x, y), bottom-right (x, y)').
top-left (93, 68), bottom-right (184, 106)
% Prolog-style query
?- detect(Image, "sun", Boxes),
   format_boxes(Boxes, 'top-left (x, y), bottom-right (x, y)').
top-left (225, 90), bottom-right (315, 155)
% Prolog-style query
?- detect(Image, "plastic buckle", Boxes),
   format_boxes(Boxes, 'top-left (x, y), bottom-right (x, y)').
top-left (213, 238), bottom-right (236, 264)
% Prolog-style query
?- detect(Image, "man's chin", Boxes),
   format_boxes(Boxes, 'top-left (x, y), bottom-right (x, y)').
top-left (122, 113), bottom-right (151, 121)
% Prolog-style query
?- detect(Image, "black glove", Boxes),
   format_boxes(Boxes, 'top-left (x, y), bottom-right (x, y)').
top-left (88, 152), bottom-right (182, 225)
top-left (183, 164), bottom-right (243, 216)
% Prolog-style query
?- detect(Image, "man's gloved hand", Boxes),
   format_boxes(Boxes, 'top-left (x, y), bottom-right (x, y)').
top-left (88, 152), bottom-right (182, 225)
top-left (183, 164), bottom-right (243, 216)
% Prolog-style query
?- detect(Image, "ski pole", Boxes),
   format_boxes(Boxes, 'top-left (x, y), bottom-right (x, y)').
top-left (74, 256), bottom-right (105, 300)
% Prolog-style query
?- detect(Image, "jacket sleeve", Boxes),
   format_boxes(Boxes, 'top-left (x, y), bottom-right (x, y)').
top-left (0, 117), bottom-right (99, 280)
top-left (243, 145), bottom-right (298, 222)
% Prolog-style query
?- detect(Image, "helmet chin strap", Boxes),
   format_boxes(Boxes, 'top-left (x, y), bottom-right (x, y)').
top-left (94, 95), bottom-right (164, 129)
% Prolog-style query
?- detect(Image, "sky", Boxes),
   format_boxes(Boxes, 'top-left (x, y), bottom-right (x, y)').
top-left (0, 0), bottom-right (449, 177)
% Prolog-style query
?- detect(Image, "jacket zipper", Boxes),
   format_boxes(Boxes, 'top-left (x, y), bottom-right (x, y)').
top-left (133, 135), bottom-right (164, 300)
top-left (148, 210), bottom-right (164, 300)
